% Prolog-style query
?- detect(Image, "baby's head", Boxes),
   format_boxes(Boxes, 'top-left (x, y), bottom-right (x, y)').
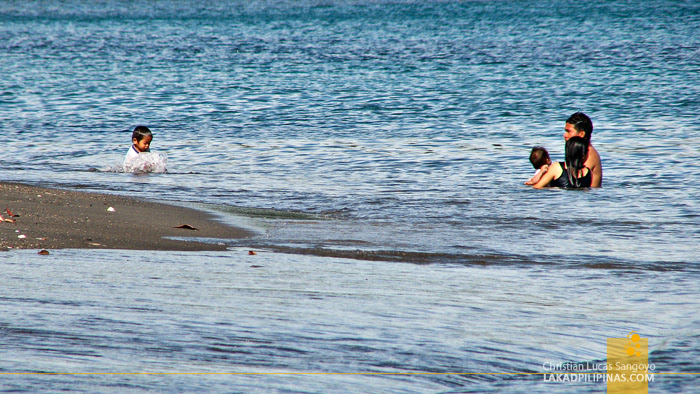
top-left (529, 146), bottom-right (551, 169)
top-left (132, 126), bottom-right (153, 153)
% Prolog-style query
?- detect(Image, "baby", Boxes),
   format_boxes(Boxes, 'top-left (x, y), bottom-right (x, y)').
top-left (525, 146), bottom-right (551, 185)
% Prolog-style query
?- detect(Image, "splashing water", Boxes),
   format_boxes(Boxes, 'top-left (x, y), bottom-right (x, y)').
top-left (105, 152), bottom-right (168, 174)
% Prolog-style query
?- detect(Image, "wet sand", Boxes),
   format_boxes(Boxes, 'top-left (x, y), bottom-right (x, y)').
top-left (0, 183), bottom-right (252, 251)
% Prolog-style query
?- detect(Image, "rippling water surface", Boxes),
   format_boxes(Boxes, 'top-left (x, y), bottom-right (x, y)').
top-left (1, 0), bottom-right (698, 391)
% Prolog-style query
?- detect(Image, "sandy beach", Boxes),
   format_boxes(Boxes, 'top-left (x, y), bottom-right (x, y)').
top-left (0, 183), bottom-right (251, 251)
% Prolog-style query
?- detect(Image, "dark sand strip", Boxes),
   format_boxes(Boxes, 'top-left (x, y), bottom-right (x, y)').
top-left (0, 183), bottom-right (252, 251)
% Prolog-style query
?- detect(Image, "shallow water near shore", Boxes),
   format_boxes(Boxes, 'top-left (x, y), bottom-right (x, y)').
top-left (1, 248), bottom-right (698, 392)
top-left (1, 0), bottom-right (699, 391)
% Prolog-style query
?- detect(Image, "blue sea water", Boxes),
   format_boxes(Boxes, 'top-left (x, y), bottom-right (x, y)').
top-left (1, 0), bottom-right (699, 391)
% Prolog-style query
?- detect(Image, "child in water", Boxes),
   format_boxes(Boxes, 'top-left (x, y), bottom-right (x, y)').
top-left (124, 125), bottom-right (152, 165)
top-left (525, 146), bottom-right (551, 185)
top-left (532, 137), bottom-right (591, 189)
top-left (123, 126), bottom-right (166, 173)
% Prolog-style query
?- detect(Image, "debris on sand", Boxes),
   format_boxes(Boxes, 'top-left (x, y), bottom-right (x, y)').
top-left (174, 224), bottom-right (198, 230)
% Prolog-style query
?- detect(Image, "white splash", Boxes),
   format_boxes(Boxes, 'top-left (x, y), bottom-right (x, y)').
top-left (105, 152), bottom-right (168, 173)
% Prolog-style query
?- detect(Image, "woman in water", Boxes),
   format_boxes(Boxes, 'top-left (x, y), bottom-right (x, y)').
top-left (532, 136), bottom-right (592, 189)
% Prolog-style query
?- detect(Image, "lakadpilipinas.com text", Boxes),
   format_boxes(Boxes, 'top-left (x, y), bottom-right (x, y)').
top-left (542, 362), bottom-right (655, 383)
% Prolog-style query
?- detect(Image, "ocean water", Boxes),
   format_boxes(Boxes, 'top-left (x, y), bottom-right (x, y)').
top-left (1, 0), bottom-right (698, 391)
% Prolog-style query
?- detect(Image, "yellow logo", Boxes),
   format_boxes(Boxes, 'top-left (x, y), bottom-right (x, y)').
top-left (607, 331), bottom-right (651, 394)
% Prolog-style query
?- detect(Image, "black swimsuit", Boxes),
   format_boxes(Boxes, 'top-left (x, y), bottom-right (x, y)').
top-left (549, 162), bottom-right (592, 188)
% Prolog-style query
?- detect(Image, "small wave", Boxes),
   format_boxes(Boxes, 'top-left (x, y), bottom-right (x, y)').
top-left (238, 244), bottom-right (539, 266)
top-left (204, 204), bottom-right (329, 220)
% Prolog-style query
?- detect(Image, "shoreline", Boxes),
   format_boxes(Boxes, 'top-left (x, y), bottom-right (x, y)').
top-left (0, 182), bottom-right (253, 251)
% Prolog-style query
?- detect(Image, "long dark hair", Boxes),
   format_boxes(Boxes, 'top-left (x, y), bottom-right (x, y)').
top-left (565, 136), bottom-right (589, 188)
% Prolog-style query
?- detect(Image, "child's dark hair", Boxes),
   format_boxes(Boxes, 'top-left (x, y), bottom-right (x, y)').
top-left (529, 146), bottom-right (550, 169)
top-left (132, 125), bottom-right (152, 142)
